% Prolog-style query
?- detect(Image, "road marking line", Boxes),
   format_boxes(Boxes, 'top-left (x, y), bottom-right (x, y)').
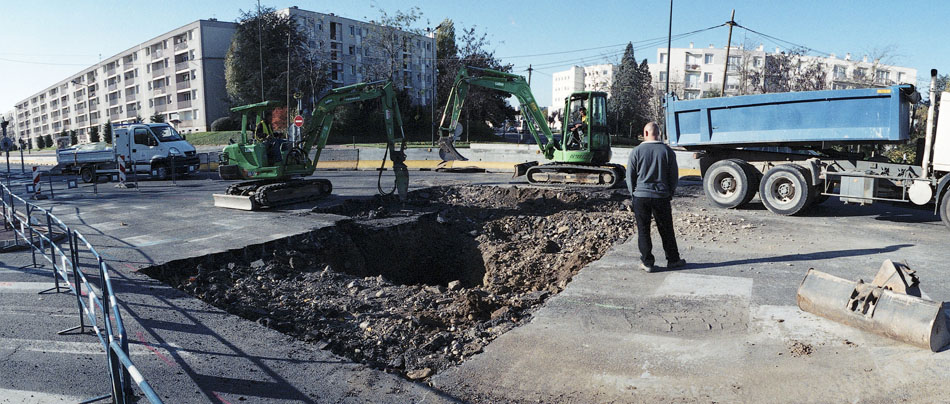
top-left (0, 337), bottom-right (193, 359)
top-left (0, 387), bottom-right (83, 404)
top-left (0, 282), bottom-right (53, 293)
top-left (137, 331), bottom-right (176, 368)
top-left (653, 273), bottom-right (753, 298)
top-left (123, 234), bottom-right (171, 247)
top-left (186, 234), bottom-right (219, 243)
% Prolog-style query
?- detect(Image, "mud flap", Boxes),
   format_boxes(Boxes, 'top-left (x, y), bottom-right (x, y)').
top-left (438, 136), bottom-right (468, 162)
top-left (212, 193), bottom-right (258, 211)
top-left (797, 261), bottom-right (950, 351)
top-left (513, 161), bottom-right (540, 178)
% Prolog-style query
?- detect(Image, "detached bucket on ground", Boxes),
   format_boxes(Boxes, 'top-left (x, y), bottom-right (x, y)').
top-left (797, 260), bottom-right (950, 352)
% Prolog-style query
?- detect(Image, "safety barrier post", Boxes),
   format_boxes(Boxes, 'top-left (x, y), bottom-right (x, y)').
top-left (9, 191), bottom-right (17, 246)
top-left (59, 229), bottom-right (86, 335)
top-left (27, 204), bottom-right (36, 268)
top-left (47, 172), bottom-right (54, 199)
top-left (46, 211), bottom-right (61, 293)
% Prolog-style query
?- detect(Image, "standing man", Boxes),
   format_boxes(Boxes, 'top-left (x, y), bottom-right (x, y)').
top-left (626, 122), bottom-right (685, 272)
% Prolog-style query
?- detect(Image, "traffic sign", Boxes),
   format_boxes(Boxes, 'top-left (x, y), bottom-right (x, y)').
top-left (0, 137), bottom-right (12, 152)
top-left (293, 115), bottom-right (304, 127)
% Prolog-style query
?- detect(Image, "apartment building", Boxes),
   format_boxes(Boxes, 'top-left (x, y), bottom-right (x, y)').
top-left (650, 43), bottom-right (917, 99)
top-left (550, 63), bottom-right (617, 117)
top-left (12, 19), bottom-right (236, 145)
top-left (278, 7), bottom-right (437, 105)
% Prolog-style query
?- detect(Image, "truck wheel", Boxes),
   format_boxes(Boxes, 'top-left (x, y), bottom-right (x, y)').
top-left (80, 167), bottom-right (95, 183)
top-left (154, 165), bottom-right (168, 180)
top-left (759, 164), bottom-right (814, 215)
top-left (940, 190), bottom-right (950, 229)
top-left (703, 159), bottom-right (757, 209)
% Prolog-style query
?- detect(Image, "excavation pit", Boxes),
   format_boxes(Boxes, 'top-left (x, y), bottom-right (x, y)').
top-left (144, 185), bottom-right (637, 378)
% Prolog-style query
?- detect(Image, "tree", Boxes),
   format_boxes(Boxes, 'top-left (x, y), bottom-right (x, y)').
top-left (69, 130), bottom-right (78, 146)
top-left (363, 6), bottom-right (425, 88)
top-left (35, 136), bottom-right (44, 149)
top-left (225, 7), bottom-right (328, 110)
top-left (88, 125), bottom-right (100, 143)
top-left (103, 121), bottom-right (113, 144)
top-left (150, 112), bottom-right (165, 123)
top-left (749, 48), bottom-right (827, 94)
top-left (270, 106), bottom-right (288, 132)
top-left (44, 134), bottom-right (53, 149)
top-left (434, 20), bottom-right (515, 137)
top-left (609, 43), bottom-right (653, 138)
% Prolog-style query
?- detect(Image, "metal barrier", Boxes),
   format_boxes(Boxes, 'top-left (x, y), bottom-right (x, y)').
top-left (0, 183), bottom-right (163, 404)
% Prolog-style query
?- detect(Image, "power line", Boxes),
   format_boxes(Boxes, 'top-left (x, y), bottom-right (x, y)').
top-left (735, 24), bottom-right (832, 56)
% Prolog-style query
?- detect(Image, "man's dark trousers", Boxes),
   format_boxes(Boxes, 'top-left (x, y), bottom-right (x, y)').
top-left (633, 196), bottom-right (680, 266)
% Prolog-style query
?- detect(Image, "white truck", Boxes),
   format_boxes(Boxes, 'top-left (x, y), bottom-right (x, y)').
top-left (56, 123), bottom-right (199, 182)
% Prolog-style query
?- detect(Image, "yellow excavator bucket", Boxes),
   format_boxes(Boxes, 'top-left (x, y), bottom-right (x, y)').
top-left (796, 260), bottom-right (950, 351)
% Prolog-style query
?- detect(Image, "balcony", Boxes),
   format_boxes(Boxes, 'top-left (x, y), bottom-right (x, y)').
top-left (685, 81), bottom-right (701, 90)
top-left (107, 82), bottom-right (118, 91)
top-left (126, 93), bottom-right (137, 102)
top-left (153, 86), bottom-right (167, 95)
top-left (175, 61), bottom-right (189, 72)
top-left (109, 112), bottom-right (120, 121)
top-left (152, 67), bottom-right (165, 78)
top-left (177, 119), bottom-right (195, 127)
top-left (126, 110), bottom-right (138, 118)
top-left (176, 80), bottom-right (191, 90)
top-left (154, 102), bottom-right (167, 113)
top-left (90, 117), bottom-right (99, 125)
top-left (177, 100), bottom-right (192, 109)
top-left (685, 64), bottom-right (701, 71)
top-left (109, 97), bottom-right (119, 106)
top-left (105, 66), bottom-right (116, 76)
top-left (151, 49), bottom-right (163, 60)
top-left (174, 41), bottom-right (188, 51)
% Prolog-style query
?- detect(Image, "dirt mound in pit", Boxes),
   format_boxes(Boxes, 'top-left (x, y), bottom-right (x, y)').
top-left (154, 185), bottom-right (637, 379)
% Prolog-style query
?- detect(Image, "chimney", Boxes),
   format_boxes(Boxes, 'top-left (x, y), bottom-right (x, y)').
top-left (775, 47), bottom-right (781, 53)
top-left (689, 42), bottom-right (694, 48)
top-left (863, 55), bottom-right (868, 63)
top-left (709, 44), bottom-right (714, 48)
top-left (845, 53), bottom-right (851, 61)
top-left (757, 44), bottom-right (764, 51)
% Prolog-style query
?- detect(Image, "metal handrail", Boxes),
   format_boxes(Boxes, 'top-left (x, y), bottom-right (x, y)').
top-left (0, 180), bottom-right (162, 404)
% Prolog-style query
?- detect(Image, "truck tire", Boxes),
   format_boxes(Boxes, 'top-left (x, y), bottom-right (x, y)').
top-left (80, 167), bottom-right (95, 183)
top-left (153, 164), bottom-right (169, 180)
top-left (940, 190), bottom-right (950, 229)
top-left (703, 159), bottom-right (758, 209)
top-left (759, 164), bottom-right (814, 216)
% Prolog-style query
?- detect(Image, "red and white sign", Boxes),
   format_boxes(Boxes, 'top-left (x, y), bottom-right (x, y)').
top-left (118, 155), bottom-right (127, 183)
top-left (32, 166), bottom-right (40, 194)
top-left (293, 115), bottom-right (304, 127)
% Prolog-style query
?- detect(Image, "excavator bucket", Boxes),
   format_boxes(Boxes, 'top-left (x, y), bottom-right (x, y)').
top-left (438, 125), bottom-right (468, 161)
top-left (796, 260), bottom-right (950, 351)
top-left (513, 161), bottom-right (539, 178)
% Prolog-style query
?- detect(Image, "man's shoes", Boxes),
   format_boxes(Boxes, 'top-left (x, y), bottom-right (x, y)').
top-left (639, 262), bottom-right (654, 273)
top-left (668, 259), bottom-right (687, 269)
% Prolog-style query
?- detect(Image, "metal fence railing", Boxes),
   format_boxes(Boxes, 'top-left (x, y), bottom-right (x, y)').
top-left (0, 182), bottom-right (163, 404)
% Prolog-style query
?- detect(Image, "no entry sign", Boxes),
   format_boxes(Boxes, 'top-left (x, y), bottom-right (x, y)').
top-left (293, 115), bottom-right (304, 127)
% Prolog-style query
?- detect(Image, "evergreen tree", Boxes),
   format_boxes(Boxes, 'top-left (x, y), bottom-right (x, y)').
top-left (609, 43), bottom-right (651, 138)
top-left (69, 130), bottom-right (78, 146)
top-left (88, 125), bottom-right (100, 143)
top-left (150, 112), bottom-right (165, 123)
top-left (44, 134), bottom-right (53, 149)
top-left (34, 136), bottom-right (43, 149)
top-left (103, 121), bottom-right (113, 144)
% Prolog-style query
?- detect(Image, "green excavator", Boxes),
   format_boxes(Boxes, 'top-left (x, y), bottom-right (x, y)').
top-left (213, 80), bottom-right (409, 210)
top-left (438, 66), bottom-right (623, 187)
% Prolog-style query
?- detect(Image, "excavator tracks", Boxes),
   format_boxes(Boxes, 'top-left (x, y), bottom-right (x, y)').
top-left (214, 178), bottom-right (333, 210)
top-left (525, 163), bottom-right (625, 188)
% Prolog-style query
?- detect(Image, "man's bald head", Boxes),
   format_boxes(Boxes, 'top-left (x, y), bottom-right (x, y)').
top-left (643, 122), bottom-right (660, 141)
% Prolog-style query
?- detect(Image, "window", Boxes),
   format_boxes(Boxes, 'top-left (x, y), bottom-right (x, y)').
top-left (703, 73), bottom-right (713, 83)
top-left (659, 72), bottom-right (668, 82)
top-left (876, 70), bottom-right (890, 81)
top-left (133, 128), bottom-right (152, 145)
top-left (704, 54), bottom-right (714, 64)
top-left (686, 54), bottom-right (700, 65)
top-left (898, 72), bottom-right (906, 82)
top-left (349, 45), bottom-right (355, 55)
top-left (753, 57), bottom-right (762, 67)
top-left (659, 53), bottom-right (667, 63)
top-left (350, 25), bottom-right (355, 35)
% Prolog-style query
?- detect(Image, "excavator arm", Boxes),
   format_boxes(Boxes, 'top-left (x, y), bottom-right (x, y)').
top-left (438, 66), bottom-right (559, 162)
top-left (302, 80), bottom-right (409, 198)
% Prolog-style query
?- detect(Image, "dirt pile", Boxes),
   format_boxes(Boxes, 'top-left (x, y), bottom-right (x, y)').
top-left (153, 185), bottom-right (637, 379)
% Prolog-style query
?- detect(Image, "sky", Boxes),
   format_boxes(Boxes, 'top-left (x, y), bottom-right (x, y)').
top-left (2, 0), bottom-right (949, 117)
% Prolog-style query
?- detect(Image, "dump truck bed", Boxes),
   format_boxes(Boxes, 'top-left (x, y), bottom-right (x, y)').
top-left (665, 85), bottom-right (915, 148)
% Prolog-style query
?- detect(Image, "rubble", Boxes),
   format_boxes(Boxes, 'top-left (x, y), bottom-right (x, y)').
top-left (151, 185), bottom-right (637, 379)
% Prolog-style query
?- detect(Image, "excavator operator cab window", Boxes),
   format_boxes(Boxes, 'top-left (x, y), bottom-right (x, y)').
top-left (590, 95), bottom-right (606, 131)
top-left (566, 96), bottom-right (589, 150)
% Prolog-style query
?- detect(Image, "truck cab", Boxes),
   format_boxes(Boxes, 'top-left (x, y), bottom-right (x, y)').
top-left (113, 123), bottom-right (199, 177)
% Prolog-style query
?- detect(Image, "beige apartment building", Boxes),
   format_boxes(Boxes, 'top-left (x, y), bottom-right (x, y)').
top-left (278, 6), bottom-right (437, 106)
top-left (550, 63), bottom-right (617, 121)
top-left (12, 19), bottom-right (237, 146)
top-left (650, 43), bottom-right (917, 99)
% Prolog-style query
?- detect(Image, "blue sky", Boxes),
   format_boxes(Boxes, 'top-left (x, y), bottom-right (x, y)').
top-left (2, 0), bottom-right (948, 115)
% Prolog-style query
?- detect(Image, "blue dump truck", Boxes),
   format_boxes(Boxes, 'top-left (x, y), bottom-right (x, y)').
top-left (665, 70), bottom-right (950, 229)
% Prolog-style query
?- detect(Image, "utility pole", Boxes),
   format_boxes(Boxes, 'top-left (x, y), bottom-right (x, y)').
top-left (527, 65), bottom-right (534, 86)
top-left (286, 32), bottom-right (291, 132)
top-left (665, 0), bottom-right (673, 95)
top-left (720, 9), bottom-right (736, 95)
top-left (257, 0), bottom-right (264, 102)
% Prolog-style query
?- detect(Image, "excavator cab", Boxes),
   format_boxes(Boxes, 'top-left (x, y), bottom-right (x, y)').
top-left (557, 92), bottom-right (611, 165)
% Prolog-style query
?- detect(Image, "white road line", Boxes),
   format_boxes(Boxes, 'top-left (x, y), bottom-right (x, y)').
top-left (0, 337), bottom-right (194, 359)
top-left (0, 387), bottom-right (83, 404)
top-left (123, 234), bottom-right (171, 247)
top-left (653, 273), bottom-right (754, 298)
top-left (186, 234), bottom-right (219, 243)
top-left (0, 282), bottom-right (54, 293)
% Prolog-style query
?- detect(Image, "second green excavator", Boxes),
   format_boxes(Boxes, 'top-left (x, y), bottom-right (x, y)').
top-left (438, 66), bottom-right (624, 187)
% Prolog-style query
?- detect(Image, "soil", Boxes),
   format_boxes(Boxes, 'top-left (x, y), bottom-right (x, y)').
top-left (149, 185), bottom-right (638, 380)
